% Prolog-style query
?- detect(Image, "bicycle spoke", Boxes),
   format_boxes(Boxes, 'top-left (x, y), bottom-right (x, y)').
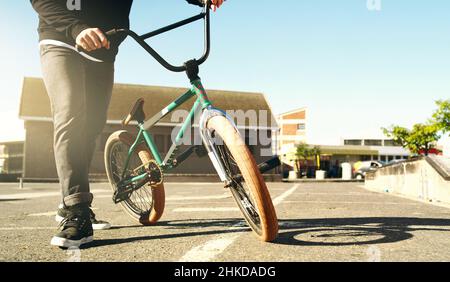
top-left (109, 141), bottom-right (154, 217)
top-left (212, 131), bottom-right (261, 229)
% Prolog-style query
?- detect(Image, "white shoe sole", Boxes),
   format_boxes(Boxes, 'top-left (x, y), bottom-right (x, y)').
top-left (55, 215), bottom-right (111, 230)
top-left (50, 235), bottom-right (94, 248)
top-left (92, 222), bottom-right (111, 230)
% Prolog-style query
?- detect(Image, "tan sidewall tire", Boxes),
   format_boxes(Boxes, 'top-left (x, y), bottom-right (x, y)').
top-left (207, 116), bottom-right (279, 242)
top-left (104, 130), bottom-right (165, 225)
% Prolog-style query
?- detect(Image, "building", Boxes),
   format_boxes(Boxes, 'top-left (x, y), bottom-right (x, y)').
top-left (19, 77), bottom-right (278, 181)
top-left (275, 108), bottom-right (307, 157)
top-left (279, 132), bottom-right (411, 178)
top-left (341, 137), bottom-right (410, 162)
top-left (0, 141), bottom-right (24, 182)
top-left (0, 141), bottom-right (24, 174)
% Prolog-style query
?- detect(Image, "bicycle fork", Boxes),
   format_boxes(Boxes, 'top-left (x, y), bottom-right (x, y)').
top-left (199, 105), bottom-right (281, 186)
top-left (199, 105), bottom-right (235, 184)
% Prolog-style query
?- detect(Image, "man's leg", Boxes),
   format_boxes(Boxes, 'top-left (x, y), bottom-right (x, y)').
top-left (40, 45), bottom-right (93, 248)
top-left (81, 59), bottom-right (115, 230)
top-left (49, 53), bottom-right (115, 231)
top-left (84, 60), bottom-right (114, 167)
top-left (40, 45), bottom-right (93, 207)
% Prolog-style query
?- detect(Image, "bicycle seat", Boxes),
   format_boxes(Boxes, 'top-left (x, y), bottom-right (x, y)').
top-left (122, 98), bottom-right (146, 126)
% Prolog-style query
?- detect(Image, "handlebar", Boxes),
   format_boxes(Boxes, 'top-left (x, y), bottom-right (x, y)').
top-left (105, 0), bottom-right (211, 73)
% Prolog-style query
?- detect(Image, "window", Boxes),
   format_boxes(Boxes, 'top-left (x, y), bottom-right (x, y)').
top-left (364, 140), bottom-right (382, 146)
top-left (383, 140), bottom-right (395, 147)
top-left (344, 140), bottom-right (363, 146)
top-left (297, 123), bottom-right (306, 131)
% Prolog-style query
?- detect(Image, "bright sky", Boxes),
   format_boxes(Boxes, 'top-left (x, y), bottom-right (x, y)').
top-left (0, 0), bottom-right (449, 145)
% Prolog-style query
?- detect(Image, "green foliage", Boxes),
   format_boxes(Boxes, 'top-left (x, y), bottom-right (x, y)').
top-left (432, 99), bottom-right (450, 133)
top-left (382, 126), bottom-right (410, 148)
top-left (383, 123), bottom-right (440, 155)
top-left (383, 99), bottom-right (447, 156)
top-left (295, 144), bottom-right (322, 160)
top-left (295, 143), bottom-right (312, 161)
top-left (295, 143), bottom-right (322, 171)
top-left (310, 146), bottom-right (322, 157)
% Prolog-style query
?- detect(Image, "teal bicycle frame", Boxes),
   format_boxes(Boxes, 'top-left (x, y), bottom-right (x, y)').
top-left (118, 78), bottom-right (230, 188)
top-left (110, 1), bottom-right (236, 189)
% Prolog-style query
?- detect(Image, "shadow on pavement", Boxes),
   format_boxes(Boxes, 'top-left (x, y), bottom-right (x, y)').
top-left (275, 217), bottom-right (450, 246)
top-left (82, 217), bottom-right (450, 249)
top-left (0, 199), bottom-right (26, 202)
top-left (85, 219), bottom-right (248, 249)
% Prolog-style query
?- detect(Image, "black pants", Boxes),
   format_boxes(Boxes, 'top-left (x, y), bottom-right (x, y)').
top-left (40, 45), bottom-right (114, 207)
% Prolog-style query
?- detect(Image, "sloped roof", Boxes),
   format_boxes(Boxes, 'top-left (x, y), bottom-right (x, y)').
top-left (19, 77), bottom-right (277, 129)
top-left (278, 107), bottom-right (307, 118)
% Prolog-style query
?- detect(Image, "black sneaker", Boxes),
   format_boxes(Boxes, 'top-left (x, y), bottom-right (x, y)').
top-left (50, 204), bottom-right (93, 248)
top-left (56, 204), bottom-right (111, 230)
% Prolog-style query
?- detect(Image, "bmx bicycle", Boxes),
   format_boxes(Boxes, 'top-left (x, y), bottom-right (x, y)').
top-left (103, 0), bottom-right (280, 242)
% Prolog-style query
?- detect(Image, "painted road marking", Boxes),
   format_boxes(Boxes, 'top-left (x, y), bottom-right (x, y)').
top-left (0, 227), bottom-right (55, 231)
top-left (27, 207), bottom-right (99, 217)
top-left (28, 211), bottom-right (57, 217)
top-left (0, 189), bottom-right (110, 200)
top-left (0, 192), bottom-right (61, 200)
top-left (280, 200), bottom-right (422, 205)
top-left (178, 233), bottom-right (242, 262)
top-left (178, 184), bottom-right (300, 262)
top-left (273, 185), bottom-right (300, 206)
top-left (173, 207), bottom-right (239, 212)
top-left (167, 194), bottom-right (232, 201)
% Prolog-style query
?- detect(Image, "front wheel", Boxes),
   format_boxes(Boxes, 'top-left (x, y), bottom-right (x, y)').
top-left (206, 116), bottom-right (279, 242)
top-left (104, 130), bottom-right (165, 225)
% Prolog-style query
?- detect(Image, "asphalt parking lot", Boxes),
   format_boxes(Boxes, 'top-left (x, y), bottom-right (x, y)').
top-left (1, 181), bottom-right (450, 262)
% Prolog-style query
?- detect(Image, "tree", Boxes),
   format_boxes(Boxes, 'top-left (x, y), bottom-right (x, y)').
top-left (383, 123), bottom-right (440, 156)
top-left (382, 126), bottom-right (410, 148)
top-left (295, 143), bottom-right (313, 177)
top-left (432, 99), bottom-right (450, 133)
top-left (310, 146), bottom-right (322, 170)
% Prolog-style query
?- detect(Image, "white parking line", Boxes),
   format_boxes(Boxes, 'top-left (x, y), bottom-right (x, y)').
top-left (0, 227), bottom-right (55, 231)
top-left (0, 192), bottom-right (61, 200)
top-left (0, 189), bottom-right (110, 200)
top-left (173, 207), bottom-right (239, 212)
top-left (178, 184), bottom-right (300, 262)
top-left (28, 211), bottom-right (57, 217)
top-left (167, 194), bottom-right (232, 201)
top-left (281, 200), bottom-right (421, 205)
top-left (273, 185), bottom-right (299, 206)
top-left (178, 233), bottom-right (242, 262)
top-left (27, 207), bottom-right (99, 217)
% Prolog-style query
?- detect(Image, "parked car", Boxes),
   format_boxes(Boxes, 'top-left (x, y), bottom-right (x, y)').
top-left (353, 161), bottom-right (384, 180)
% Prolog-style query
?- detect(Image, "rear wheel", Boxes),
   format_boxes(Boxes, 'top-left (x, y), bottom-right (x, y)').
top-left (104, 130), bottom-right (165, 225)
top-left (206, 116), bottom-right (278, 242)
